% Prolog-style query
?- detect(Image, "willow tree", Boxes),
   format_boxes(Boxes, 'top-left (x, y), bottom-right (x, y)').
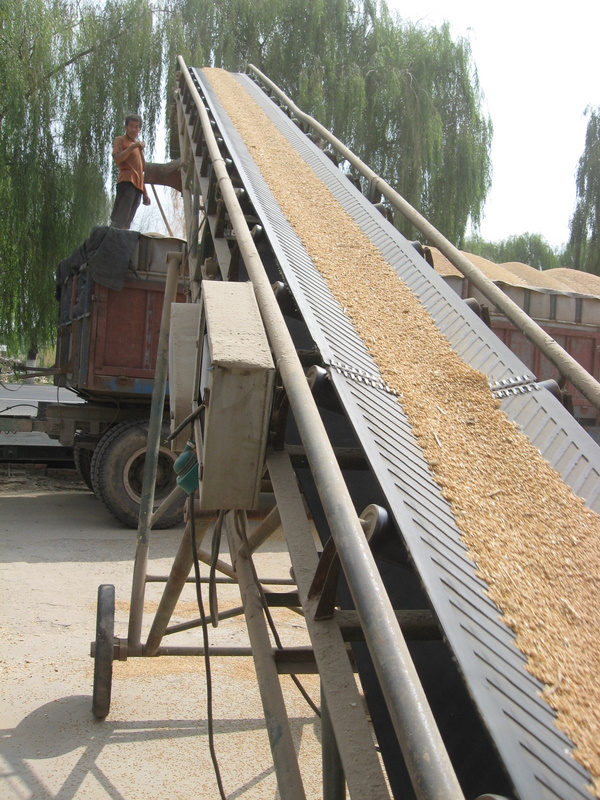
top-left (1, 0), bottom-right (493, 353)
top-left (567, 106), bottom-right (600, 274)
top-left (464, 233), bottom-right (561, 272)
top-left (167, 0), bottom-right (492, 246)
top-left (0, 0), bottom-right (166, 354)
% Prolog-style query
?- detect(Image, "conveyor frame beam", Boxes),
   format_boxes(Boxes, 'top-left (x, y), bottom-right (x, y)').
top-left (176, 56), bottom-right (464, 800)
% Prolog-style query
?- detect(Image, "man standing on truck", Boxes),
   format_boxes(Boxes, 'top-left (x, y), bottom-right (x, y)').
top-left (110, 113), bottom-right (151, 229)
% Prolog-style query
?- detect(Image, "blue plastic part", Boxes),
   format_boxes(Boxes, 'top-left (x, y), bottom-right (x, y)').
top-left (174, 442), bottom-right (199, 494)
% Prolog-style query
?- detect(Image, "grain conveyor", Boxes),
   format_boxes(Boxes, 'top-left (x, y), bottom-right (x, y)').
top-left (92, 60), bottom-right (600, 800)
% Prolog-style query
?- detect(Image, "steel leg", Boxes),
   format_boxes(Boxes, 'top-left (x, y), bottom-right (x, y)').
top-left (225, 510), bottom-right (307, 800)
top-left (321, 684), bottom-right (346, 800)
top-left (127, 252), bottom-right (181, 652)
top-left (145, 514), bottom-right (212, 656)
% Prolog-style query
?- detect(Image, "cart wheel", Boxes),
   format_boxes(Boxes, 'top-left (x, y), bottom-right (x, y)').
top-left (92, 584), bottom-right (115, 720)
top-left (74, 446), bottom-right (94, 491)
top-left (90, 419), bottom-right (184, 529)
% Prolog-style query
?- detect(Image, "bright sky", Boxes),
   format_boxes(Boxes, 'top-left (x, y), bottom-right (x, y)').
top-left (142, 2), bottom-right (599, 250)
top-left (388, 0), bottom-right (600, 249)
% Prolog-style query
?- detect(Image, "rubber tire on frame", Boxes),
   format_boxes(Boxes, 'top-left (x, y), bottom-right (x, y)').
top-left (73, 446), bottom-right (94, 491)
top-left (90, 418), bottom-right (184, 529)
top-left (92, 584), bottom-right (115, 720)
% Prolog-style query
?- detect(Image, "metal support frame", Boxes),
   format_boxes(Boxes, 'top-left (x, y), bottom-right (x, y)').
top-left (321, 685), bottom-right (345, 800)
top-left (176, 58), bottom-right (464, 800)
top-left (144, 514), bottom-right (212, 656)
top-left (127, 251), bottom-right (181, 653)
top-left (267, 450), bottom-right (391, 799)
top-left (88, 58), bottom-right (597, 800)
top-left (96, 60), bottom-right (468, 799)
top-left (224, 510), bottom-right (308, 800)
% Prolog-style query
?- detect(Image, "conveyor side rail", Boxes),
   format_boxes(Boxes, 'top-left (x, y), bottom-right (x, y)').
top-left (177, 59), bottom-right (465, 800)
top-left (189, 66), bottom-right (597, 800)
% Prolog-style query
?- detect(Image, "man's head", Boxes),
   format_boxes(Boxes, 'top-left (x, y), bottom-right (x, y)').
top-left (124, 114), bottom-right (143, 140)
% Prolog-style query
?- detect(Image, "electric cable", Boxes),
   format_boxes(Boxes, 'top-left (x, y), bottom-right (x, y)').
top-left (167, 403), bottom-right (204, 442)
top-left (189, 492), bottom-right (228, 800)
top-left (71, 389), bottom-right (123, 436)
top-left (209, 510), bottom-right (226, 627)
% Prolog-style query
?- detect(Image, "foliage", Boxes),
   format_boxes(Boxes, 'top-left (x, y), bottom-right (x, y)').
top-left (464, 232), bottom-right (562, 271)
top-left (0, 0), bottom-right (165, 353)
top-left (168, 0), bottom-right (493, 247)
top-left (1, 0), bottom-right (493, 352)
top-left (566, 106), bottom-right (600, 274)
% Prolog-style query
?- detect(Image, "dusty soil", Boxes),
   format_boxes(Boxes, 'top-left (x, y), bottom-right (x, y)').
top-left (0, 479), bottom-right (324, 800)
top-left (0, 464), bottom-right (86, 494)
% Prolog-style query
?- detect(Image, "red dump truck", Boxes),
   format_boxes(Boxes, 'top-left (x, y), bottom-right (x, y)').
top-left (1, 226), bottom-right (186, 528)
top-left (3, 227), bottom-right (599, 528)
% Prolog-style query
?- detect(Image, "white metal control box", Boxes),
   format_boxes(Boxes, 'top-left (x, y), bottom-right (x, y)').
top-left (198, 281), bottom-right (275, 510)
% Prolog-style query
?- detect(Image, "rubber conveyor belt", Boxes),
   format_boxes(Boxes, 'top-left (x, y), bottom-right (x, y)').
top-left (192, 67), bottom-right (598, 800)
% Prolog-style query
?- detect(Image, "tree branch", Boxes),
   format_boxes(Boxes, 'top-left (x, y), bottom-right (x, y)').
top-left (0, 24), bottom-right (127, 128)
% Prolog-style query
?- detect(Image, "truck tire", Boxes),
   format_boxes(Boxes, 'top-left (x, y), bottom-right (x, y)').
top-left (91, 419), bottom-right (184, 529)
top-left (74, 446), bottom-right (94, 491)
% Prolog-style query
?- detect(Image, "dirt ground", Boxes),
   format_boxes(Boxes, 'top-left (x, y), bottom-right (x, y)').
top-left (0, 467), bottom-right (325, 799)
top-left (0, 465), bottom-right (87, 494)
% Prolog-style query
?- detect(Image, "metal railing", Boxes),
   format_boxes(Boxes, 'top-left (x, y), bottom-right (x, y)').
top-left (247, 63), bottom-right (600, 414)
top-left (178, 56), bottom-right (464, 800)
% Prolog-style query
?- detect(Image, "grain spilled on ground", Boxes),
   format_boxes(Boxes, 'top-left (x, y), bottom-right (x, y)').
top-left (203, 68), bottom-right (600, 794)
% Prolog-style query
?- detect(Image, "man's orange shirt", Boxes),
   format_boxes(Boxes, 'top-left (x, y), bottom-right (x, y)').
top-left (112, 134), bottom-right (145, 192)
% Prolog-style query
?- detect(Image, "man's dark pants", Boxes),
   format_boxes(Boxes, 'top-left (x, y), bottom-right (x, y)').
top-left (110, 182), bottom-right (142, 229)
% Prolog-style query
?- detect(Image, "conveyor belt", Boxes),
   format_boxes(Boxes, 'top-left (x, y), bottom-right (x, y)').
top-left (192, 68), bottom-right (597, 800)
